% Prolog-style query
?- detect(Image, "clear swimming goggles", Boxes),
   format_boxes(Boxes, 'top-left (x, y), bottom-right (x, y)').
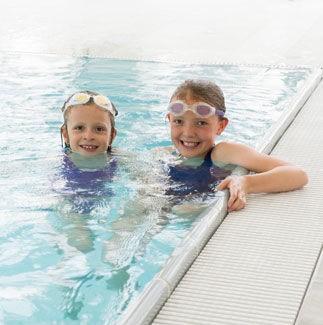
top-left (63, 92), bottom-right (118, 116)
top-left (167, 100), bottom-right (224, 118)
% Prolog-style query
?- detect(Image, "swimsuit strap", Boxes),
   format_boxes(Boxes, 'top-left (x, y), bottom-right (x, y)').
top-left (200, 147), bottom-right (214, 167)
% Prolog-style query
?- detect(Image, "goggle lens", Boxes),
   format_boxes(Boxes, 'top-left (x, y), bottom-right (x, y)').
top-left (170, 102), bottom-right (185, 114)
top-left (74, 94), bottom-right (88, 102)
top-left (196, 104), bottom-right (212, 116)
top-left (95, 95), bottom-right (110, 106)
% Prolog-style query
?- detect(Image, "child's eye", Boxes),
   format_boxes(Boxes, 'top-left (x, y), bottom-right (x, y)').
top-left (173, 119), bottom-right (183, 125)
top-left (197, 120), bottom-right (208, 126)
top-left (96, 126), bottom-right (106, 132)
top-left (74, 125), bottom-right (84, 131)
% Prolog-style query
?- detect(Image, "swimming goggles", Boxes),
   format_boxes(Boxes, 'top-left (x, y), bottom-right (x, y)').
top-left (167, 100), bottom-right (225, 118)
top-left (62, 92), bottom-right (117, 116)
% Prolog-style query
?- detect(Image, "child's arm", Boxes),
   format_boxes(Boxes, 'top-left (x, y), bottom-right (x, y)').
top-left (214, 142), bottom-right (308, 212)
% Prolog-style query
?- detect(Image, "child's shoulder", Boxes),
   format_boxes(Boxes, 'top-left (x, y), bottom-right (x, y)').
top-left (212, 141), bottom-right (253, 164)
top-left (212, 141), bottom-right (235, 157)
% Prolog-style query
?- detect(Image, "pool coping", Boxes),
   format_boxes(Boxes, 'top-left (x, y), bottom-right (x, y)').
top-left (119, 67), bottom-right (323, 325)
top-left (0, 50), bottom-right (318, 70)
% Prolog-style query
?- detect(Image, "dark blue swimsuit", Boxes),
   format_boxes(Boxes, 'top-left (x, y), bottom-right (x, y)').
top-left (57, 151), bottom-right (117, 213)
top-left (165, 149), bottom-right (231, 196)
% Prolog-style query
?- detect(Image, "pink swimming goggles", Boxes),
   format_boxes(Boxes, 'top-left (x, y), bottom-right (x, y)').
top-left (167, 100), bottom-right (225, 118)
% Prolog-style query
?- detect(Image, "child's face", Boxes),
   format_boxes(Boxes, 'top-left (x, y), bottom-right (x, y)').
top-left (169, 96), bottom-right (227, 159)
top-left (62, 104), bottom-right (116, 156)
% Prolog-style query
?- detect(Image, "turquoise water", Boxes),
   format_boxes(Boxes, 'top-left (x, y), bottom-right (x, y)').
top-left (0, 53), bottom-right (312, 324)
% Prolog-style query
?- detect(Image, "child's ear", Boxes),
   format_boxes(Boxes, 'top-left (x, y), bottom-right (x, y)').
top-left (110, 129), bottom-right (117, 145)
top-left (167, 114), bottom-right (171, 121)
top-left (61, 125), bottom-right (69, 145)
top-left (216, 118), bottom-right (228, 135)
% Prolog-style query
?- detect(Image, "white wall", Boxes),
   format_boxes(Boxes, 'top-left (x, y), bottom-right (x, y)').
top-left (1, 0), bottom-right (323, 66)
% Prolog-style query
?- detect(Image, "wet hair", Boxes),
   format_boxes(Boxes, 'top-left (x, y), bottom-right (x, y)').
top-left (61, 90), bottom-right (118, 151)
top-left (170, 79), bottom-right (226, 119)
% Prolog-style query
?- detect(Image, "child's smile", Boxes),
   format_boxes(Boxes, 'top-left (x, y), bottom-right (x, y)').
top-left (80, 144), bottom-right (99, 152)
top-left (181, 140), bottom-right (199, 147)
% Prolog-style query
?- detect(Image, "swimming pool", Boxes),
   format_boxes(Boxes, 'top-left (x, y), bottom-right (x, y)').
top-left (0, 53), bottom-right (315, 324)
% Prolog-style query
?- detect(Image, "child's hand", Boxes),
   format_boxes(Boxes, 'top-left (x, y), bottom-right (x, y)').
top-left (217, 176), bottom-right (248, 212)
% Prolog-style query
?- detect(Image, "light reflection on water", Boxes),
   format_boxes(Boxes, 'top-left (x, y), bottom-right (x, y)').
top-left (0, 53), bottom-right (312, 323)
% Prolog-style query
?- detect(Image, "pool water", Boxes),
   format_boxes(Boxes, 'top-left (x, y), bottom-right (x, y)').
top-left (0, 53), bottom-right (313, 324)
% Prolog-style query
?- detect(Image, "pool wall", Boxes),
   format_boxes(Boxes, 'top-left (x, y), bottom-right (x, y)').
top-left (119, 67), bottom-right (323, 325)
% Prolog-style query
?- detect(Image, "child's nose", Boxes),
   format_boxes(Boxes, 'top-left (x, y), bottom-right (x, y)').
top-left (182, 124), bottom-right (195, 137)
top-left (84, 129), bottom-right (95, 140)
